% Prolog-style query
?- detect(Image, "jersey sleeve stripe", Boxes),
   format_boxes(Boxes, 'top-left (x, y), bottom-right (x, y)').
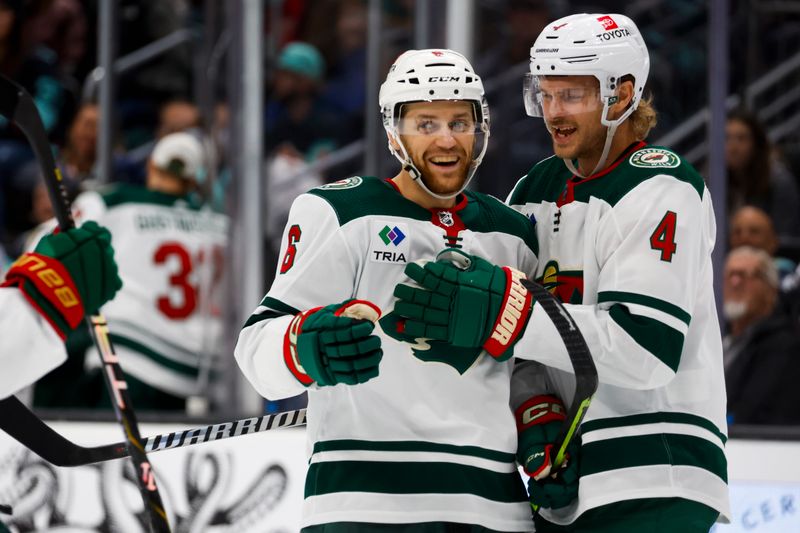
top-left (259, 296), bottom-right (301, 316)
top-left (313, 439), bottom-right (516, 463)
top-left (609, 304), bottom-right (684, 372)
top-left (617, 302), bottom-right (689, 335)
top-left (242, 297), bottom-right (301, 329)
top-left (598, 290), bottom-right (691, 326)
top-left (581, 412), bottom-right (727, 445)
top-left (580, 432), bottom-right (727, 483)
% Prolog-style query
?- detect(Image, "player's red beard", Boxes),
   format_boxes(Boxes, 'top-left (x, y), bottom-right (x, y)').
top-left (412, 146), bottom-right (472, 196)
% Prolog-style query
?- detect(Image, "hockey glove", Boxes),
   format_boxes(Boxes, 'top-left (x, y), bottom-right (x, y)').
top-left (284, 299), bottom-right (383, 387)
top-left (516, 394), bottom-right (580, 510)
top-left (2, 221), bottom-right (123, 339)
top-left (391, 248), bottom-right (533, 361)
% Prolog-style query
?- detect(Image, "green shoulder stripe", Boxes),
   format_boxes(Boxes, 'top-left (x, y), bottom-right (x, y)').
top-left (306, 460), bottom-right (527, 503)
top-left (308, 176), bottom-right (430, 225)
top-left (508, 146), bottom-right (706, 207)
top-left (609, 304), bottom-right (684, 371)
top-left (572, 145), bottom-right (704, 206)
top-left (581, 432), bottom-right (727, 482)
top-left (100, 183), bottom-right (202, 210)
top-left (598, 291), bottom-right (691, 326)
top-left (462, 191), bottom-right (539, 255)
top-left (582, 412), bottom-right (727, 445)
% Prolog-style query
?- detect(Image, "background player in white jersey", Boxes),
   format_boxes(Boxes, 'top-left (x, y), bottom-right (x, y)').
top-left (30, 132), bottom-right (228, 411)
top-left (388, 14), bottom-right (730, 533)
top-left (235, 49), bottom-right (542, 532)
top-left (0, 222), bottom-right (121, 399)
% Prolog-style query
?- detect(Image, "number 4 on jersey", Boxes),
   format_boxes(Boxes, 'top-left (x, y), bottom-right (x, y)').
top-left (650, 211), bottom-right (677, 262)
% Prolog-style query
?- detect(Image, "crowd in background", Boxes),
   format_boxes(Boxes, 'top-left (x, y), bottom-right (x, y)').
top-left (0, 0), bottom-right (799, 422)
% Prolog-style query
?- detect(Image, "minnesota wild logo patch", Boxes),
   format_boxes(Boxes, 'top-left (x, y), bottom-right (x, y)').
top-left (318, 176), bottom-right (363, 190)
top-left (629, 148), bottom-right (680, 169)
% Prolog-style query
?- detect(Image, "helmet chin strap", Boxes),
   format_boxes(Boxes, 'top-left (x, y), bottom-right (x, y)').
top-left (564, 121), bottom-right (618, 179)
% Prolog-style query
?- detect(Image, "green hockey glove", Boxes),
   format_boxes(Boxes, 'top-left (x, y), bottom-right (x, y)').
top-left (284, 299), bottom-right (383, 387)
top-left (2, 221), bottom-right (123, 339)
top-left (516, 394), bottom-right (580, 510)
top-left (392, 248), bottom-right (533, 361)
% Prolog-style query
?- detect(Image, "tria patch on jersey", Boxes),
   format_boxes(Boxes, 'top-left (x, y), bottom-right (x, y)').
top-left (370, 221), bottom-right (410, 264)
top-left (629, 148), bottom-right (680, 169)
top-left (318, 176), bottom-right (363, 190)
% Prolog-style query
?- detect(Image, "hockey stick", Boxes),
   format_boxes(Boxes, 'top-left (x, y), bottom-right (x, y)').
top-left (0, 395), bottom-right (306, 466)
top-left (0, 75), bottom-right (171, 532)
top-left (520, 279), bottom-right (598, 512)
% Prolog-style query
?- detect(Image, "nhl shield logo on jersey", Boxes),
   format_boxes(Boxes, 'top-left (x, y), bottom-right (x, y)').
top-left (318, 176), bottom-right (363, 190)
top-left (437, 211), bottom-right (454, 227)
top-left (629, 148), bottom-right (680, 169)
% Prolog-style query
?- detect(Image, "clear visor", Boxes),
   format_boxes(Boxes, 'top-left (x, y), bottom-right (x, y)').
top-left (395, 101), bottom-right (484, 139)
top-left (523, 73), bottom-right (607, 119)
top-left (394, 101), bottom-right (487, 169)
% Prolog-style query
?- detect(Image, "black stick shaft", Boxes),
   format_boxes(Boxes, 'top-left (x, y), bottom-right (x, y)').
top-left (0, 75), bottom-right (171, 532)
top-left (0, 395), bottom-right (307, 466)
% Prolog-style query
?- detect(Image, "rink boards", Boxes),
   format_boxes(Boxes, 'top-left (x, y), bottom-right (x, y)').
top-left (0, 420), bottom-right (799, 532)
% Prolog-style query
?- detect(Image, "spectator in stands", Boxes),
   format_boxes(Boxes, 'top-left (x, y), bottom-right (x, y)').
top-left (729, 205), bottom-right (796, 281)
top-left (723, 246), bottom-right (800, 425)
top-left (22, 0), bottom-right (87, 77)
top-left (0, 0), bottom-right (73, 246)
top-left (726, 109), bottom-right (800, 242)
top-left (157, 99), bottom-right (202, 139)
top-left (263, 42), bottom-right (348, 257)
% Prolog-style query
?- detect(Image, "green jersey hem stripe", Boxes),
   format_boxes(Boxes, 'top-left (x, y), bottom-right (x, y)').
top-left (598, 291), bottom-right (691, 325)
top-left (109, 334), bottom-right (199, 377)
top-left (582, 412), bottom-right (727, 444)
top-left (609, 304), bottom-right (683, 371)
top-left (305, 460), bottom-right (528, 503)
top-left (581, 433), bottom-right (727, 482)
top-left (313, 439), bottom-right (516, 463)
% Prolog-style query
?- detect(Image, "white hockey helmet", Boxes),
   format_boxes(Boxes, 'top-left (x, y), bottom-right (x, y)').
top-left (525, 13), bottom-right (649, 125)
top-left (524, 14), bottom-right (650, 176)
top-left (379, 49), bottom-right (490, 199)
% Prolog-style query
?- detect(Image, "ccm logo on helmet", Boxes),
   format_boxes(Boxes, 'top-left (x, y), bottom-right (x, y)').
top-left (428, 76), bottom-right (460, 82)
top-left (596, 28), bottom-right (631, 41)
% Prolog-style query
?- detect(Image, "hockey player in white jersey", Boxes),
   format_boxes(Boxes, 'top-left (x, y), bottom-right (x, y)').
top-left (235, 49), bottom-right (542, 532)
top-left (30, 132), bottom-right (228, 411)
top-left (388, 14), bottom-right (730, 533)
top-left (0, 222), bottom-right (121, 399)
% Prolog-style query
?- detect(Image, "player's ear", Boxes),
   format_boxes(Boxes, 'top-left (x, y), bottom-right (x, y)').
top-left (388, 133), bottom-right (401, 152)
top-left (608, 79), bottom-right (634, 120)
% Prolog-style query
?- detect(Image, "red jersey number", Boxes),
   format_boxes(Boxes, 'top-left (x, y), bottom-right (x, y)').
top-left (154, 243), bottom-right (196, 318)
top-left (650, 211), bottom-right (678, 262)
top-left (153, 242), bottom-right (225, 319)
top-left (280, 225), bottom-right (302, 274)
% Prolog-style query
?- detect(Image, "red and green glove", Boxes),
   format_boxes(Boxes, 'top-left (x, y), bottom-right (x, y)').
top-left (389, 248), bottom-right (533, 361)
top-left (2, 221), bottom-right (123, 339)
top-left (516, 394), bottom-right (580, 510)
top-left (284, 299), bottom-right (383, 387)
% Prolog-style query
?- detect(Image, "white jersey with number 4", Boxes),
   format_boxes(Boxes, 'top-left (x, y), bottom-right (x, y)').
top-left (236, 176), bottom-right (539, 531)
top-left (508, 143), bottom-right (730, 525)
top-left (68, 184), bottom-right (229, 397)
